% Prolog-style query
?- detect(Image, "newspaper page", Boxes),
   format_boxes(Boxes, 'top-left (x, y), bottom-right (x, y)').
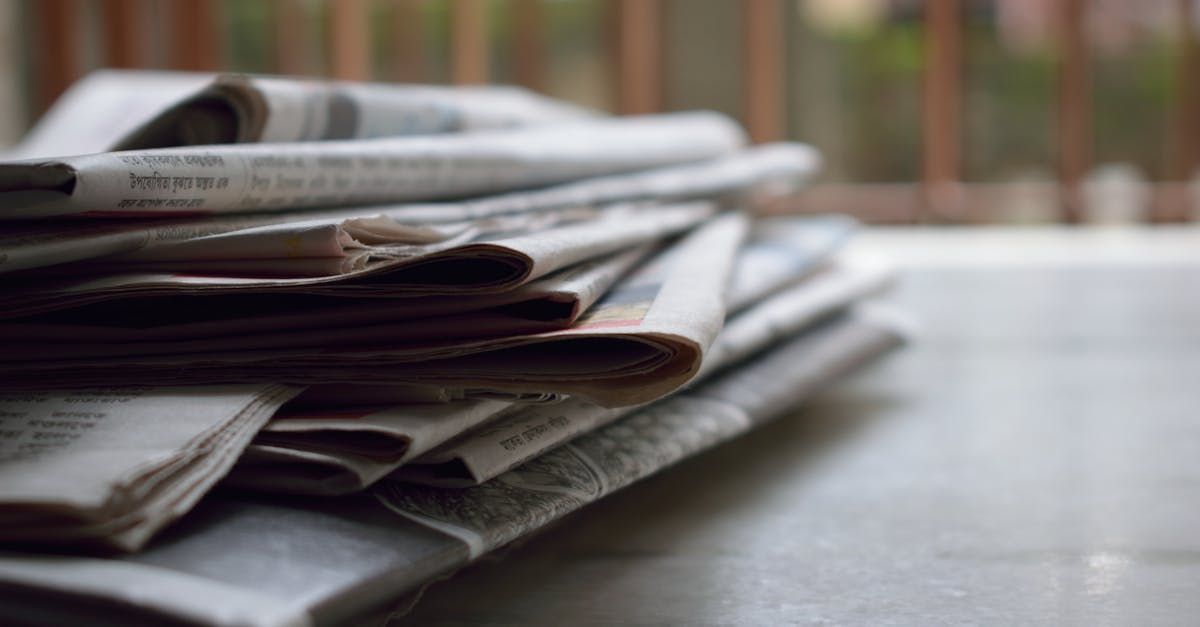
top-left (116, 73), bottom-right (596, 149)
top-left (220, 218), bottom-right (865, 494)
top-left (0, 111), bottom-right (744, 219)
top-left (0, 244), bottom-right (653, 351)
top-left (394, 215), bottom-right (866, 485)
top-left (0, 384), bottom-right (299, 552)
top-left (227, 397), bottom-right (516, 495)
top-left (221, 247), bottom-right (650, 495)
top-left (377, 306), bottom-right (908, 556)
top-left (0, 142), bottom-right (815, 274)
top-left (0, 306), bottom-right (906, 627)
top-left (697, 256), bottom-right (895, 380)
top-left (0, 200), bottom-right (706, 321)
top-left (0, 202), bottom-right (699, 360)
top-left (3, 70), bottom-right (213, 160)
top-left (0, 213), bottom-right (748, 406)
top-left (398, 256), bottom-right (895, 487)
top-left (726, 214), bottom-right (857, 312)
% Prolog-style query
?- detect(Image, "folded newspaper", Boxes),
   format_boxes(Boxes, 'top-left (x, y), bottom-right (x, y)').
top-left (0, 142), bottom-right (817, 275)
top-left (0, 305), bottom-right (906, 626)
top-left (232, 398), bottom-right (519, 496)
top-left (115, 72), bottom-right (595, 150)
top-left (225, 215), bottom-right (869, 494)
top-left (6, 71), bottom-right (592, 160)
top-left (0, 200), bottom-right (703, 327)
top-left (0, 70), bottom-right (914, 625)
top-left (0, 246), bottom-right (652, 357)
top-left (396, 257), bottom-right (894, 489)
top-left (0, 384), bottom-right (299, 552)
top-left (3, 70), bottom-right (213, 160)
top-left (235, 258), bottom-right (892, 495)
top-left (0, 111), bottom-right (743, 219)
top-left (0, 213), bottom-right (749, 407)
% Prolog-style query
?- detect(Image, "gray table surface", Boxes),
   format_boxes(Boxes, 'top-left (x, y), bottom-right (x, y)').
top-left (394, 227), bottom-right (1200, 626)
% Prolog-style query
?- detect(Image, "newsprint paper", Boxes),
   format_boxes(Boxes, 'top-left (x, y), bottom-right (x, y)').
top-left (0, 199), bottom-right (700, 327)
top-left (0, 213), bottom-right (748, 407)
top-left (0, 111), bottom-right (742, 219)
top-left (0, 142), bottom-right (816, 275)
top-left (6, 70), bottom-right (593, 160)
top-left (115, 72), bottom-right (595, 150)
top-left (395, 256), bottom-right (894, 488)
top-left (228, 215), bottom-right (868, 494)
top-left (0, 245), bottom-right (653, 367)
top-left (0, 306), bottom-right (907, 627)
top-left (0, 384), bottom-right (299, 551)
top-left (3, 70), bottom-right (211, 160)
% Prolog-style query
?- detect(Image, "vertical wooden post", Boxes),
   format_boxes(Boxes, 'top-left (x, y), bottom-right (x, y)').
top-left (171, 0), bottom-right (220, 71)
top-left (391, 0), bottom-right (426, 83)
top-left (329, 0), bottom-right (370, 80)
top-left (1057, 0), bottom-right (1090, 223)
top-left (272, 0), bottom-right (311, 76)
top-left (451, 0), bottom-right (489, 84)
top-left (35, 0), bottom-right (79, 111)
top-left (102, 0), bottom-right (147, 68)
top-left (612, 0), bottom-right (662, 114)
top-left (1161, 0), bottom-right (1199, 221)
top-left (512, 0), bottom-right (544, 91)
top-left (741, 0), bottom-right (785, 144)
top-left (921, 0), bottom-right (962, 221)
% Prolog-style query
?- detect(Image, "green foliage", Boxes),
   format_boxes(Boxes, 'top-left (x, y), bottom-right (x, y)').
top-left (224, 0), bottom-right (272, 74)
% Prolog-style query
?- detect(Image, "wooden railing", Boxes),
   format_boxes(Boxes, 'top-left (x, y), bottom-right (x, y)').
top-left (27, 0), bottom-right (1200, 223)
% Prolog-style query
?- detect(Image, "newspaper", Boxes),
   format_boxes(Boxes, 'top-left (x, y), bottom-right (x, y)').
top-left (287, 384), bottom-right (562, 407)
top-left (0, 306), bottom-right (906, 627)
top-left (0, 142), bottom-right (816, 274)
top-left (0, 200), bottom-right (705, 321)
top-left (0, 384), bottom-right (299, 552)
top-left (0, 111), bottom-right (744, 219)
top-left (0, 244), bottom-right (653, 353)
top-left (397, 255), bottom-right (895, 487)
top-left (115, 73), bottom-right (595, 150)
top-left (223, 217), bottom-right (855, 495)
top-left (3, 70), bottom-right (213, 160)
top-left (378, 306), bottom-right (908, 556)
top-left (726, 214), bottom-right (857, 312)
top-left (0, 213), bottom-right (748, 407)
top-left (7, 70), bottom-right (593, 160)
top-left (227, 398), bottom-right (517, 495)
top-left (182, 249), bottom-right (656, 495)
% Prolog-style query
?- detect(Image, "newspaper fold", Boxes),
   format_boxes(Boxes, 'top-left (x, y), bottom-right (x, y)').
top-left (0, 213), bottom-right (748, 407)
top-left (0, 142), bottom-right (816, 274)
top-left (208, 247), bottom-right (658, 495)
top-left (3, 70), bottom-right (213, 160)
top-left (0, 384), bottom-right (300, 552)
top-left (378, 306), bottom-right (908, 557)
top-left (115, 73), bottom-right (595, 150)
top-left (229, 216), bottom-right (867, 493)
top-left (0, 247), bottom-right (651, 359)
top-left (0, 201), bottom-right (703, 321)
top-left (288, 383), bottom-right (562, 406)
top-left (0, 306), bottom-right (906, 627)
top-left (0, 111), bottom-right (743, 219)
top-left (398, 256), bottom-right (895, 487)
top-left (229, 398), bottom-right (516, 495)
top-left (726, 214), bottom-right (857, 311)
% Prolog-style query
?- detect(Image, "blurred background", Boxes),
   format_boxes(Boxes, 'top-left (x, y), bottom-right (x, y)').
top-left (0, 0), bottom-right (1196, 224)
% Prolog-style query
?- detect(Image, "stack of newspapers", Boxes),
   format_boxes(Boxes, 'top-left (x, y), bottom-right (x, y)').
top-left (0, 71), bottom-right (909, 625)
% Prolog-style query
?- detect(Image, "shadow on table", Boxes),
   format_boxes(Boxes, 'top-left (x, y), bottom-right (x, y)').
top-left (390, 373), bottom-right (905, 625)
